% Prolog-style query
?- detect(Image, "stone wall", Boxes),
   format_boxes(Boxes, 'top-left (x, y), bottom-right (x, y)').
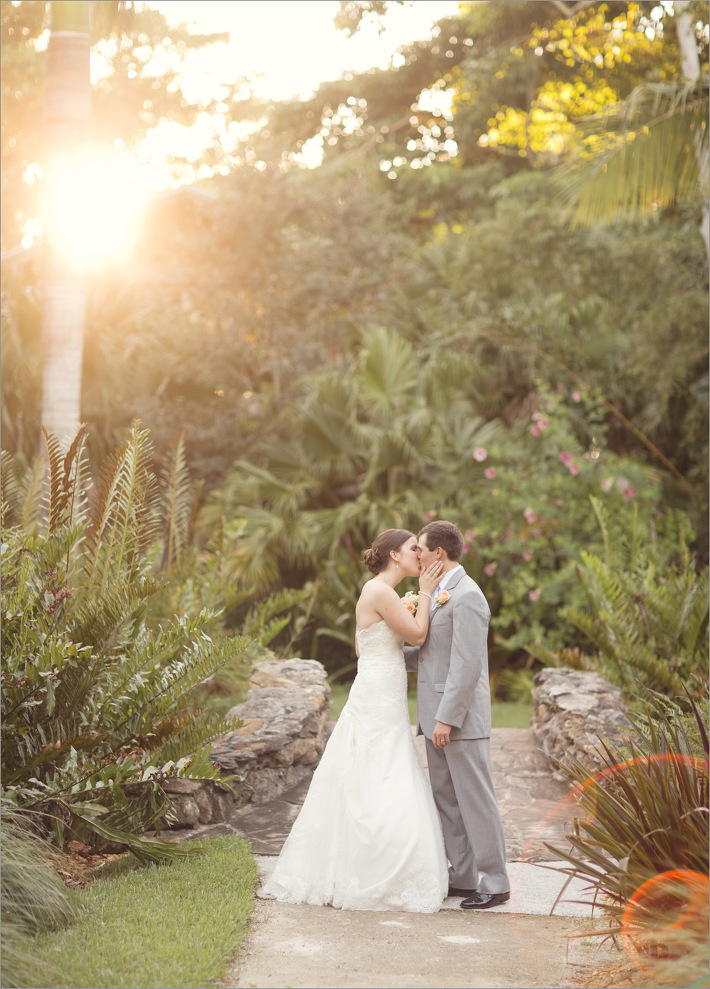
top-left (531, 667), bottom-right (632, 779)
top-left (162, 658), bottom-right (330, 829)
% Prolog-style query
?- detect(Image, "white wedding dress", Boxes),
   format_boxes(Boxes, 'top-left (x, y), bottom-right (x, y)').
top-left (262, 619), bottom-right (449, 912)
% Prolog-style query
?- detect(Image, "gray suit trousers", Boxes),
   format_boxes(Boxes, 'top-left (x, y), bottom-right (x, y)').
top-left (425, 736), bottom-right (509, 894)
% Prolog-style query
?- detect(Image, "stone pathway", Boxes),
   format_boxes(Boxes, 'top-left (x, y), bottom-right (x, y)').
top-left (211, 728), bottom-right (614, 989)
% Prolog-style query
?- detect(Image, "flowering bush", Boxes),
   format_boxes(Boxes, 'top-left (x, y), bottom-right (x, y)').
top-left (454, 387), bottom-right (665, 662)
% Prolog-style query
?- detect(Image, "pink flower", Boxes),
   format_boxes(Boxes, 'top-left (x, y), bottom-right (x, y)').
top-left (523, 508), bottom-right (538, 523)
top-left (601, 478), bottom-right (613, 492)
top-left (462, 543), bottom-right (470, 554)
top-left (569, 464), bottom-right (580, 475)
top-left (423, 510), bottom-right (433, 521)
top-left (465, 530), bottom-right (474, 542)
top-left (473, 447), bottom-right (487, 462)
top-left (572, 390), bottom-right (581, 403)
top-left (537, 417), bottom-right (548, 430)
top-left (531, 426), bottom-right (540, 438)
top-left (523, 550), bottom-right (533, 561)
top-left (484, 563), bottom-right (497, 576)
top-left (622, 487), bottom-right (637, 501)
top-left (485, 467), bottom-right (496, 480)
top-left (528, 589), bottom-right (540, 602)
top-left (559, 452), bottom-right (572, 465)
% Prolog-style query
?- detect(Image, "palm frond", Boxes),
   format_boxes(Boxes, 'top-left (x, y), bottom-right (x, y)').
top-left (558, 78), bottom-right (709, 227)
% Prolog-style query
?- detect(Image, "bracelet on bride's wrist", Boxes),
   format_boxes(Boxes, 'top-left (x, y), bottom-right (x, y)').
top-left (419, 591), bottom-right (431, 598)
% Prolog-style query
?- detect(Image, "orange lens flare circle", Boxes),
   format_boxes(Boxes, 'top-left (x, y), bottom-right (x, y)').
top-left (622, 869), bottom-right (709, 973)
top-left (623, 870), bottom-right (709, 936)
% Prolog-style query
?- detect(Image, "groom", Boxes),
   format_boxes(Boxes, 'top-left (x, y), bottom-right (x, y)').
top-left (404, 520), bottom-right (510, 910)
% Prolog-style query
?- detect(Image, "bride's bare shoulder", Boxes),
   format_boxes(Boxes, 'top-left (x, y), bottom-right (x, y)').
top-left (359, 579), bottom-right (396, 604)
top-left (356, 578), bottom-right (397, 628)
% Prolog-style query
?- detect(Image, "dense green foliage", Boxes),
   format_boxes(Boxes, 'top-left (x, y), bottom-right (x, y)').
top-left (1, 1), bottom-right (708, 685)
top-left (530, 500), bottom-right (708, 699)
top-left (1, 425), bottom-right (250, 858)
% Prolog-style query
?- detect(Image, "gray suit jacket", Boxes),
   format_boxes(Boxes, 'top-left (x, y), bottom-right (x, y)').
top-left (405, 568), bottom-right (491, 740)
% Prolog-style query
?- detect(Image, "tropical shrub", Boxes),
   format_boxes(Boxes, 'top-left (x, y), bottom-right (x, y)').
top-left (1, 424), bottom-right (250, 859)
top-left (452, 386), bottom-right (664, 663)
top-left (528, 497), bottom-right (708, 701)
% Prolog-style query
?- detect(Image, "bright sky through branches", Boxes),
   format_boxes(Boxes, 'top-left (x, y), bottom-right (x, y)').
top-left (25, 2), bottom-right (459, 260)
top-left (148, 1), bottom-right (459, 102)
top-left (137, 1), bottom-right (458, 181)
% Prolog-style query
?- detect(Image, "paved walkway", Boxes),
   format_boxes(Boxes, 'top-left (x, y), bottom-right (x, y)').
top-left (215, 728), bottom-right (614, 989)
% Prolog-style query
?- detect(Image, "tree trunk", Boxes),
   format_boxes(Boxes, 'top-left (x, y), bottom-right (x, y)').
top-left (674, 0), bottom-right (709, 264)
top-left (41, 2), bottom-right (91, 448)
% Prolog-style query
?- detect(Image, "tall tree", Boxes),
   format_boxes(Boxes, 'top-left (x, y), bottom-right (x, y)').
top-left (41, 0), bottom-right (91, 447)
top-left (675, 0), bottom-right (709, 261)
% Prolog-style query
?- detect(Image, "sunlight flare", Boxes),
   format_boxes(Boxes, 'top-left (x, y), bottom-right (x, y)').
top-left (43, 154), bottom-right (146, 268)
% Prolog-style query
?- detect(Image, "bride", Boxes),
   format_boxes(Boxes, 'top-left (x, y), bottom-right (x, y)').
top-left (261, 529), bottom-right (449, 913)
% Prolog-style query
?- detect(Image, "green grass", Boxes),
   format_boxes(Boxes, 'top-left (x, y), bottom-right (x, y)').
top-left (328, 682), bottom-right (532, 729)
top-left (26, 835), bottom-right (257, 989)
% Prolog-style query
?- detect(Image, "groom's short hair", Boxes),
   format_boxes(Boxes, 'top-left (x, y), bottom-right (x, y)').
top-left (418, 521), bottom-right (464, 562)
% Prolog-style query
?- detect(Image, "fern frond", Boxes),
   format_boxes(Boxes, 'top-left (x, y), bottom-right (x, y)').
top-left (155, 714), bottom-right (245, 767)
top-left (159, 434), bottom-right (202, 571)
top-left (1, 450), bottom-right (21, 528)
top-left (19, 457), bottom-right (45, 529)
top-left (42, 426), bottom-right (89, 535)
top-left (85, 421), bottom-right (159, 597)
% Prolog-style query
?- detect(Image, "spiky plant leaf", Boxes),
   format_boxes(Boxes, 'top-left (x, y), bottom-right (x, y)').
top-left (78, 813), bottom-right (200, 863)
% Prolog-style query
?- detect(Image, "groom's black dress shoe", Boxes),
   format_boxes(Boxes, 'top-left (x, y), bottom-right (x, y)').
top-left (448, 886), bottom-right (477, 898)
top-left (461, 890), bottom-right (510, 910)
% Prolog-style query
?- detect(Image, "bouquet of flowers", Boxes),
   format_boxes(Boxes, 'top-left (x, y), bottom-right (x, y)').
top-left (402, 591), bottom-right (419, 614)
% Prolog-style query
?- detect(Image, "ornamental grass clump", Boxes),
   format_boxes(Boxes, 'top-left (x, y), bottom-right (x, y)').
top-left (546, 691), bottom-right (709, 987)
top-left (0, 803), bottom-right (76, 989)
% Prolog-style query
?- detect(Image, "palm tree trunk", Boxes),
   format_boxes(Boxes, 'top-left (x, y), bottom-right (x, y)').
top-left (674, 0), bottom-right (709, 264)
top-left (41, 1), bottom-right (91, 448)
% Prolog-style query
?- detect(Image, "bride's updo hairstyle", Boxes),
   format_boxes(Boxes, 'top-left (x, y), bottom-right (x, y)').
top-left (363, 529), bottom-right (415, 575)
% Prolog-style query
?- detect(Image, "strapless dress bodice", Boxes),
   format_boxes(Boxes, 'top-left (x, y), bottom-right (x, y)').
top-left (356, 619), bottom-right (404, 668)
